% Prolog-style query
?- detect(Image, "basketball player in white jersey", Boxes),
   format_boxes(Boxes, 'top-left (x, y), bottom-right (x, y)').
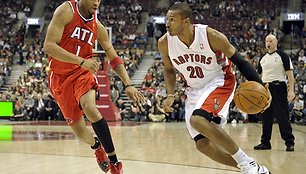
top-left (158, 2), bottom-right (271, 174)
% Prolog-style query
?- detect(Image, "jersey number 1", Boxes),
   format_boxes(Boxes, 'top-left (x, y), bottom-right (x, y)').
top-left (76, 45), bottom-right (81, 56)
top-left (187, 66), bottom-right (204, 78)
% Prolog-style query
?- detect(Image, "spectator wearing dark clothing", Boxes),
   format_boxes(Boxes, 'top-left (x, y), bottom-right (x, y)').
top-left (116, 99), bottom-right (127, 121)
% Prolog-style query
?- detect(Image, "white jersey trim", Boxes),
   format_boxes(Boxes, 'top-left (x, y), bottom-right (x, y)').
top-left (67, 1), bottom-right (75, 13)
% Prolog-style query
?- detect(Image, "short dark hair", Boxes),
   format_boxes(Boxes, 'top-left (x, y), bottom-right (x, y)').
top-left (169, 2), bottom-right (192, 19)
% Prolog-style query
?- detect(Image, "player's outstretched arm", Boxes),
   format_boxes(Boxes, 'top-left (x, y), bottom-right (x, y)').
top-left (96, 21), bottom-right (145, 105)
top-left (158, 34), bottom-right (176, 112)
top-left (96, 21), bottom-right (132, 85)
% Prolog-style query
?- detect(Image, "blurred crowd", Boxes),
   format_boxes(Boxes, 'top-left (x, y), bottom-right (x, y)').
top-left (0, 0), bottom-right (32, 88)
top-left (0, 0), bottom-right (147, 121)
top-left (0, 0), bottom-right (305, 125)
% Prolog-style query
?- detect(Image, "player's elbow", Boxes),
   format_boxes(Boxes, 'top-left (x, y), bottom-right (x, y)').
top-left (43, 41), bottom-right (53, 55)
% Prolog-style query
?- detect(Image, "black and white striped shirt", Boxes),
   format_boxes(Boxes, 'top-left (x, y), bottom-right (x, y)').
top-left (258, 50), bottom-right (293, 83)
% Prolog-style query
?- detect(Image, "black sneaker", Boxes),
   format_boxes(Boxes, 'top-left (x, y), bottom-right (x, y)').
top-left (254, 143), bottom-right (272, 150)
top-left (286, 145), bottom-right (294, 152)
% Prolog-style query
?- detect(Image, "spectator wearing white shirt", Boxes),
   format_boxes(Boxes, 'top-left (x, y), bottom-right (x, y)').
top-left (290, 96), bottom-right (304, 123)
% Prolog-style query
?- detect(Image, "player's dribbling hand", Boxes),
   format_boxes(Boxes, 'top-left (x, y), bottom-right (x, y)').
top-left (261, 83), bottom-right (272, 113)
top-left (163, 95), bottom-right (174, 112)
top-left (80, 59), bottom-right (100, 73)
top-left (125, 86), bottom-right (146, 106)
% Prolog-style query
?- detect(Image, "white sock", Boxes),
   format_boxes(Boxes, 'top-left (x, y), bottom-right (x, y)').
top-left (231, 148), bottom-right (253, 164)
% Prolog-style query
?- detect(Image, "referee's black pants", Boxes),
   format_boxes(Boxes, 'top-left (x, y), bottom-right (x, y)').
top-left (260, 82), bottom-right (295, 146)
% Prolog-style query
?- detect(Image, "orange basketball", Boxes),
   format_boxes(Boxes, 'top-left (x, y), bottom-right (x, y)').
top-left (233, 81), bottom-right (269, 114)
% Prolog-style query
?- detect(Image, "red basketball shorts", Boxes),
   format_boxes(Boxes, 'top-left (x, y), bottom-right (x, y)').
top-left (48, 69), bottom-right (98, 125)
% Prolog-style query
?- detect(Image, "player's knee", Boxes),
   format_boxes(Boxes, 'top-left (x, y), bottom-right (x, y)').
top-left (195, 138), bottom-right (211, 154)
top-left (81, 101), bottom-right (96, 113)
top-left (190, 109), bottom-right (212, 130)
top-left (190, 115), bottom-right (203, 130)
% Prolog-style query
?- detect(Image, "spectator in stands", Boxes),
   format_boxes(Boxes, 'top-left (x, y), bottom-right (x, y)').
top-left (170, 92), bottom-right (185, 122)
top-left (297, 49), bottom-right (306, 64)
top-left (110, 81), bottom-right (120, 103)
top-left (24, 95), bottom-right (34, 120)
top-left (148, 95), bottom-right (166, 122)
top-left (290, 95), bottom-right (304, 123)
top-left (116, 99), bottom-right (127, 121)
top-left (11, 102), bottom-right (25, 120)
top-left (43, 93), bottom-right (57, 120)
top-left (33, 93), bottom-right (45, 120)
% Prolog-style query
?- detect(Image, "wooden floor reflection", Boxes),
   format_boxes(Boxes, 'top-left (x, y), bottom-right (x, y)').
top-left (0, 120), bottom-right (305, 174)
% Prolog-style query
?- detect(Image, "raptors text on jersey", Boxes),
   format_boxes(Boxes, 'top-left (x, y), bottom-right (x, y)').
top-left (167, 24), bottom-right (233, 88)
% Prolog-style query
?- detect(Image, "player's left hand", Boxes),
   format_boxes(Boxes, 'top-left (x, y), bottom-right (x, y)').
top-left (125, 86), bottom-right (146, 106)
top-left (261, 83), bottom-right (272, 113)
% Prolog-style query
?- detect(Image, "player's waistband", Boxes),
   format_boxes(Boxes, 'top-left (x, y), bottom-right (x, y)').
top-left (264, 81), bottom-right (286, 86)
top-left (49, 67), bottom-right (83, 76)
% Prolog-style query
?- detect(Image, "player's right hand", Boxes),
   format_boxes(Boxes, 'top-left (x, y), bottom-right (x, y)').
top-left (163, 95), bottom-right (174, 112)
top-left (261, 83), bottom-right (272, 113)
top-left (80, 59), bottom-right (100, 73)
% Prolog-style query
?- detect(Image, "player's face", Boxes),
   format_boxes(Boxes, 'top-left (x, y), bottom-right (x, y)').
top-left (84, 0), bottom-right (101, 15)
top-left (166, 10), bottom-right (186, 36)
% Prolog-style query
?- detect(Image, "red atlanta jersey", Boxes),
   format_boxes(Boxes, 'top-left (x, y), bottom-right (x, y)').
top-left (48, 0), bottom-right (97, 75)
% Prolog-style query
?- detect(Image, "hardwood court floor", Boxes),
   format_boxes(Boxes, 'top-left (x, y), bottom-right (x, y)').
top-left (0, 120), bottom-right (305, 174)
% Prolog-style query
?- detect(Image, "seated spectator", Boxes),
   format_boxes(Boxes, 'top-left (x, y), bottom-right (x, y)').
top-left (297, 49), bottom-right (306, 64)
top-left (10, 104), bottom-right (25, 121)
top-left (33, 93), bottom-right (45, 120)
top-left (228, 103), bottom-right (247, 123)
top-left (148, 95), bottom-right (166, 122)
top-left (116, 99), bottom-right (127, 121)
top-left (290, 96), bottom-right (304, 123)
top-left (43, 93), bottom-right (57, 120)
top-left (24, 95), bottom-right (34, 120)
top-left (169, 92), bottom-right (185, 122)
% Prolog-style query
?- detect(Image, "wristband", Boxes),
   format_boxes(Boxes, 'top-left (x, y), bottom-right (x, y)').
top-left (80, 59), bottom-right (85, 66)
top-left (125, 84), bottom-right (134, 88)
top-left (167, 94), bottom-right (175, 98)
top-left (109, 57), bottom-right (124, 69)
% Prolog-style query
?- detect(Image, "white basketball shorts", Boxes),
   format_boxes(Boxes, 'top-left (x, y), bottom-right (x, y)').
top-left (184, 76), bottom-right (236, 139)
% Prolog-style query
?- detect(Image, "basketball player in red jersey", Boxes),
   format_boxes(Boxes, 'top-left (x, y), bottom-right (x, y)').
top-left (159, 2), bottom-right (271, 174)
top-left (44, 0), bottom-right (145, 173)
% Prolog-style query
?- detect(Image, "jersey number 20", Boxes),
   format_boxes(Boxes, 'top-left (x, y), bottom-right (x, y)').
top-left (187, 66), bottom-right (204, 78)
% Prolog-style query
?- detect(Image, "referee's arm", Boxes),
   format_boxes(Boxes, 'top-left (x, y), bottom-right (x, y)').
top-left (278, 50), bottom-right (295, 101)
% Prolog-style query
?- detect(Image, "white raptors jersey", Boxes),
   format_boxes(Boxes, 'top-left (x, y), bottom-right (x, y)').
top-left (167, 24), bottom-right (233, 88)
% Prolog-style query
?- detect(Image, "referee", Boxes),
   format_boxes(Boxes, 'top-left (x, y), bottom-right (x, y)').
top-left (254, 34), bottom-right (295, 152)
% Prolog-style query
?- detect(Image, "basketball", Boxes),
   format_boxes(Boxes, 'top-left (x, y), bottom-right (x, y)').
top-left (233, 81), bottom-right (269, 114)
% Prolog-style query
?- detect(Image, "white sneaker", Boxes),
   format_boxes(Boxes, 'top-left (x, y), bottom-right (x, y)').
top-left (238, 160), bottom-right (270, 174)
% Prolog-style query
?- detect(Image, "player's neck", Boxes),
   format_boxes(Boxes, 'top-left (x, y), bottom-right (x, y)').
top-left (78, 3), bottom-right (91, 19)
top-left (178, 25), bottom-right (195, 48)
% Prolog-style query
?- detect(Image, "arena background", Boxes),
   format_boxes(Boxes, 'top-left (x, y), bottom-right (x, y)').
top-left (0, 0), bottom-right (305, 174)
